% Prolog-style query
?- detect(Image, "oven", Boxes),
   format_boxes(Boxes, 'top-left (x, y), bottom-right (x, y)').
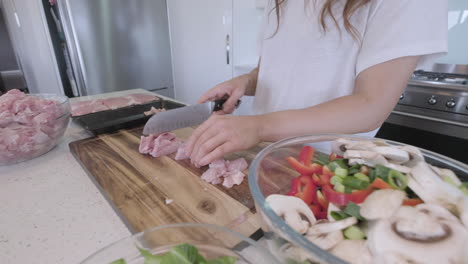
top-left (376, 64), bottom-right (468, 164)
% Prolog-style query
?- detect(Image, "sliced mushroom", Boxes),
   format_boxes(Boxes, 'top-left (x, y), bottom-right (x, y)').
top-left (373, 146), bottom-right (410, 164)
top-left (385, 163), bottom-right (412, 174)
top-left (266, 194), bottom-right (316, 234)
top-left (306, 230), bottom-right (343, 250)
top-left (329, 240), bottom-right (372, 264)
top-left (360, 189), bottom-right (407, 220)
top-left (346, 150), bottom-right (388, 167)
top-left (307, 217), bottom-right (357, 235)
top-left (399, 145), bottom-right (424, 167)
top-left (408, 162), bottom-right (464, 213)
top-left (332, 138), bottom-right (377, 156)
top-left (416, 203), bottom-right (459, 223)
top-left (430, 165), bottom-right (462, 186)
top-left (367, 205), bottom-right (467, 264)
top-left (457, 197), bottom-right (468, 228)
top-left (373, 252), bottom-right (423, 264)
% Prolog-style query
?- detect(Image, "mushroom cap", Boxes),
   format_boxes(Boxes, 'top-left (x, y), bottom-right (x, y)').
top-left (367, 205), bottom-right (467, 264)
top-left (307, 217), bottom-right (357, 235)
top-left (360, 189), bottom-right (407, 220)
top-left (266, 194), bottom-right (317, 234)
top-left (306, 230), bottom-right (344, 250)
top-left (330, 240), bottom-right (372, 264)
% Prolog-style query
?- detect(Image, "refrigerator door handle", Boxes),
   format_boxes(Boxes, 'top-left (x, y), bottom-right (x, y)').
top-left (226, 34), bottom-right (230, 65)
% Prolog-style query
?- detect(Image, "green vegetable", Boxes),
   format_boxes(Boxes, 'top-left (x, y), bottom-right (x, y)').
top-left (343, 225), bottom-right (366, 240)
top-left (315, 153), bottom-right (330, 165)
top-left (331, 211), bottom-right (350, 221)
top-left (334, 168), bottom-right (348, 178)
top-left (348, 164), bottom-right (361, 175)
top-left (344, 186), bottom-right (353, 194)
top-left (342, 176), bottom-right (370, 190)
top-left (334, 182), bottom-right (345, 193)
top-left (133, 244), bottom-right (236, 264)
top-left (374, 165), bottom-right (391, 181)
top-left (368, 168), bottom-right (376, 182)
top-left (328, 159), bottom-right (348, 171)
top-left (110, 259), bottom-right (126, 264)
top-left (388, 170), bottom-right (408, 190)
top-left (343, 202), bottom-right (364, 221)
top-left (330, 175), bottom-right (343, 185)
top-left (354, 173), bottom-right (370, 182)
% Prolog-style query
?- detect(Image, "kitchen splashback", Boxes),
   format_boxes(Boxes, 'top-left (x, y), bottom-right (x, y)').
top-left (436, 0), bottom-right (468, 65)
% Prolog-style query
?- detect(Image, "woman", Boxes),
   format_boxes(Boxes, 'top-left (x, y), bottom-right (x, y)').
top-left (186, 0), bottom-right (447, 167)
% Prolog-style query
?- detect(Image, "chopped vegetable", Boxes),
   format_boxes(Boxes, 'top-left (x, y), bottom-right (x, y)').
top-left (334, 182), bottom-right (346, 193)
top-left (354, 173), bottom-right (370, 182)
top-left (402, 198), bottom-right (424, 207)
top-left (298, 146), bottom-right (315, 166)
top-left (370, 178), bottom-right (392, 189)
top-left (328, 159), bottom-right (348, 172)
top-left (334, 167), bottom-right (348, 178)
top-left (388, 170), bottom-right (408, 190)
top-left (330, 175), bottom-right (343, 185)
top-left (368, 168), bottom-right (377, 182)
top-left (110, 259), bottom-right (126, 264)
top-left (322, 184), bottom-right (373, 206)
top-left (133, 244), bottom-right (236, 264)
top-left (286, 157), bottom-right (323, 175)
top-left (315, 153), bottom-right (330, 165)
top-left (331, 210), bottom-right (350, 221)
top-left (287, 175), bottom-right (317, 204)
top-left (374, 165), bottom-right (391, 181)
top-left (309, 204), bottom-right (327, 219)
top-left (348, 164), bottom-right (361, 175)
top-left (316, 190), bottom-right (329, 210)
top-left (322, 165), bottom-right (334, 178)
top-left (359, 165), bottom-right (370, 175)
top-left (343, 202), bottom-right (364, 221)
top-left (311, 173), bottom-right (330, 186)
top-left (342, 177), bottom-right (370, 190)
top-left (343, 225), bottom-right (366, 240)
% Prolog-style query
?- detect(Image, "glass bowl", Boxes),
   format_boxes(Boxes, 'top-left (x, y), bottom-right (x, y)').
top-left (248, 134), bottom-right (468, 264)
top-left (81, 223), bottom-right (280, 264)
top-left (0, 93), bottom-right (70, 165)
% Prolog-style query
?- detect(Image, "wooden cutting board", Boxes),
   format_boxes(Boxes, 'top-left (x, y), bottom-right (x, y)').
top-left (69, 126), bottom-right (297, 241)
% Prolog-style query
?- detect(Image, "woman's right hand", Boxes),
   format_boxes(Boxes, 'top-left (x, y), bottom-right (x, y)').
top-left (197, 74), bottom-right (252, 115)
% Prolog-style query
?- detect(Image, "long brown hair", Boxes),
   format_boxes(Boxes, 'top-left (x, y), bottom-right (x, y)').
top-left (273, 0), bottom-right (371, 39)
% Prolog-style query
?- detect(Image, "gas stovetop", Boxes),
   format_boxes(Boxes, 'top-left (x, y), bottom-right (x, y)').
top-left (397, 70), bottom-right (468, 118)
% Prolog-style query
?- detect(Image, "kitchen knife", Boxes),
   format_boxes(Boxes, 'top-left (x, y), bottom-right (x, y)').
top-left (142, 96), bottom-right (241, 135)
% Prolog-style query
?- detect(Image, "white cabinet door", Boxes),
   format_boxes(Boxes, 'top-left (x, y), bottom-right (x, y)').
top-left (168, 0), bottom-right (233, 105)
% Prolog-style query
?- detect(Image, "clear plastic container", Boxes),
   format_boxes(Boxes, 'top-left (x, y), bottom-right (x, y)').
top-left (0, 94), bottom-right (70, 165)
top-left (81, 223), bottom-right (280, 264)
top-left (248, 134), bottom-right (468, 264)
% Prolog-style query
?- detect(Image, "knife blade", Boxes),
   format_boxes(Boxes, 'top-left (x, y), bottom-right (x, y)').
top-left (142, 97), bottom-right (241, 135)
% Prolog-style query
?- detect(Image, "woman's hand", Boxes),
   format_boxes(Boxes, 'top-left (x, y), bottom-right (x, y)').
top-left (186, 115), bottom-right (262, 167)
top-left (198, 70), bottom-right (258, 114)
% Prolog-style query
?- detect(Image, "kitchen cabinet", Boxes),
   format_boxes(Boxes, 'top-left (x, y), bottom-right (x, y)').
top-left (168, 0), bottom-right (263, 115)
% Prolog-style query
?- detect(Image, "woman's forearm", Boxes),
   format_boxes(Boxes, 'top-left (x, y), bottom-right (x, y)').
top-left (244, 67), bottom-right (259, 96)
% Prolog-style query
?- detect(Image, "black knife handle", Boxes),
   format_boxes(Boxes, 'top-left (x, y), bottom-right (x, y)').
top-left (213, 95), bottom-right (242, 112)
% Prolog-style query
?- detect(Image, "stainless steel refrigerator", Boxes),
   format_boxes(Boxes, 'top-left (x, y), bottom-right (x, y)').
top-left (54, 0), bottom-right (174, 97)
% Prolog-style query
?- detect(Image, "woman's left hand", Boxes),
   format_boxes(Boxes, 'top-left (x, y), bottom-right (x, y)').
top-left (186, 115), bottom-right (262, 167)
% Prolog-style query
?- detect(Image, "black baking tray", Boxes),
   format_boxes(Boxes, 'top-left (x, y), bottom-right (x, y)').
top-left (73, 100), bottom-right (185, 135)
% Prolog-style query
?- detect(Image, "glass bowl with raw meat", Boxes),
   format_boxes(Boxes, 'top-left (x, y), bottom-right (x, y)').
top-left (0, 89), bottom-right (71, 165)
top-left (249, 134), bottom-right (468, 264)
top-left (81, 223), bottom-right (280, 264)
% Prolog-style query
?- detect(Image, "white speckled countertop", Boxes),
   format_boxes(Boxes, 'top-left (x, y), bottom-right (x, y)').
top-left (0, 89), bottom-right (179, 264)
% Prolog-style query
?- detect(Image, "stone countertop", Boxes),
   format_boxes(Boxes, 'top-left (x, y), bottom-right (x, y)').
top-left (0, 89), bottom-right (171, 264)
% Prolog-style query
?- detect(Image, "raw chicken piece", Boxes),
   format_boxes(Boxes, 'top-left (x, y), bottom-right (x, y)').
top-left (201, 168), bottom-right (224, 184)
top-left (71, 100), bottom-right (108, 116)
top-left (139, 133), bottom-right (182, 158)
top-left (227, 158), bottom-right (248, 172)
top-left (175, 143), bottom-right (190, 160)
top-left (101, 97), bottom-right (133, 110)
top-left (222, 170), bottom-right (246, 188)
top-left (144, 107), bottom-right (166, 116)
top-left (128, 93), bottom-right (160, 104)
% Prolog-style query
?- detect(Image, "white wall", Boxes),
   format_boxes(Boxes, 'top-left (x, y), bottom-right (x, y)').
top-left (1, 0), bottom-right (63, 94)
top-left (436, 0), bottom-right (468, 65)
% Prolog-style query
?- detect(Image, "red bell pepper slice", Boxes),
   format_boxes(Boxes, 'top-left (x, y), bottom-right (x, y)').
top-left (322, 184), bottom-right (374, 206)
top-left (371, 178), bottom-right (392, 189)
top-left (316, 190), bottom-right (329, 211)
top-left (311, 173), bottom-right (330, 187)
top-left (287, 175), bottom-right (317, 204)
top-left (322, 165), bottom-right (334, 178)
top-left (287, 157), bottom-right (322, 175)
top-left (402, 198), bottom-right (424, 207)
top-left (329, 153), bottom-right (343, 161)
top-left (309, 204), bottom-right (327, 220)
top-left (298, 146), bottom-right (315, 167)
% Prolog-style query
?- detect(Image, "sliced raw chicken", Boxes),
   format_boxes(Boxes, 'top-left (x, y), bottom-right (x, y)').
top-left (144, 107), bottom-right (166, 116)
top-left (139, 133), bottom-right (182, 158)
top-left (227, 158), bottom-right (249, 172)
top-left (200, 158), bottom-right (248, 188)
top-left (128, 93), bottom-right (160, 104)
top-left (101, 97), bottom-right (133, 110)
top-left (71, 100), bottom-right (108, 116)
top-left (175, 143), bottom-right (190, 160)
top-left (222, 170), bottom-right (246, 188)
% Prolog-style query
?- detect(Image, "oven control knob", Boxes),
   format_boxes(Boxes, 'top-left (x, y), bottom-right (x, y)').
top-left (446, 99), bottom-right (456, 108)
top-left (428, 96), bottom-right (437, 105)
top-left (400, 94), bottom-right (404, 100)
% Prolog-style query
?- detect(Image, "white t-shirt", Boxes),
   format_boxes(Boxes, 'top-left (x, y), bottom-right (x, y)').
top-left (253, 0), bottom-right (448, 136)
